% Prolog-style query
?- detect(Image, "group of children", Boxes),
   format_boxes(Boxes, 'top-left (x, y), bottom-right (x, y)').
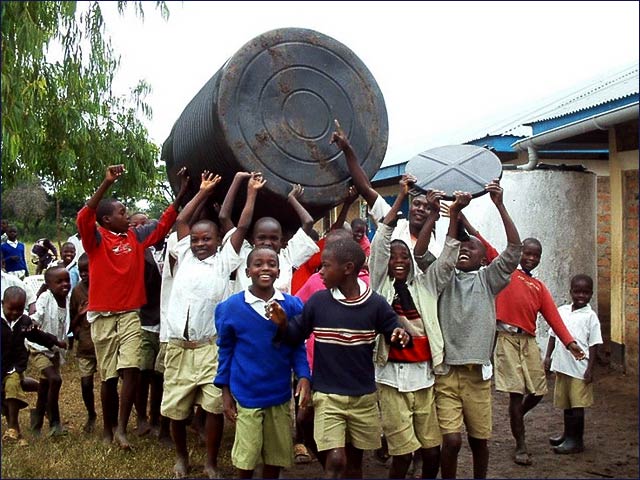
top-left (1, 126), bottom-right (602, 479)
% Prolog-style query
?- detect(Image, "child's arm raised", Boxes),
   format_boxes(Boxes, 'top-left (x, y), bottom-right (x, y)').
top-left (175, 171), bottom-right (222, 241)
top-left (287, 184), bottom-right (315, 237)
top-left (218, 171), bottom-right (252, 235)
top-left (228, 173), bottom-right (266, 253)
top-left (486, 179), bottom-right (520, 246)
top-left (329, 186), bottom-right (359, 231)
top-left (382, 174), bottom-right (417, 226)
top-left (86, 164), bottom-right (125, 209)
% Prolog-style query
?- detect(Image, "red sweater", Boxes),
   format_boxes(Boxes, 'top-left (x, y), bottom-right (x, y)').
top-left (76, 204), bottom-right (177, 312)
top-left (495, 270), bottom-right (574, 346)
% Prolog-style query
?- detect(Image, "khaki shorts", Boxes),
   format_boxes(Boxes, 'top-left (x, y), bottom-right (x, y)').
top-left (77, 356), bottom-right (97, 378)
top-left (154, 342), bottom-right (167, 374)
top-left (139, 329), bottom-right (160, 371)
top-left (91, 311), bottom-right (141, 381)
top-left (553, 372), bottom-right (594, 409)
top-left (160, 339), bottom-right (222, 420)
top-left (434, 365), bottom-right (492, 439)
top-left (2, 372), bottom-right (28, 408)
top-left (232, 401), bottom-right (293, 470)
top-left (30, 351), bottom-right (61, 377)
top-left (377, 383), bottom-right (441, 455)
top-left (494, 332), bottom-right (548, 396)
top-left (313, 391), bottom-right (381, 452)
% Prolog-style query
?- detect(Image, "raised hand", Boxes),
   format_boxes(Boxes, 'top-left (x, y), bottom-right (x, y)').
top-left (200, 170), bottom-right (222, 193)
top-left (485, 178), bottom-right (503, 206)
top-left (425, 188), bottom-right (446, 214)
top-left (105, 164), bottom-right (125, 183)
top-left (449, 191), bottom-right (472, 213)
top-left (345, 185), bottom-right (359, 204)
top-left (176, 166), bottom-right (190, 196)
top-left (288, 183), bottom-right (304, 200)
top-left (248, 172), bottom-right (266, 192)
top-left (330, 119), bottom-right (351, 151)
top-left (399, 173), bottom-right (418, 196)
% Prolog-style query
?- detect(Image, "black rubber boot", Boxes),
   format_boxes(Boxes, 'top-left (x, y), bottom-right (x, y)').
top-left (549, 409), bottom-right (570, 446)
top-left (553, 408), bottom-right (585, 454)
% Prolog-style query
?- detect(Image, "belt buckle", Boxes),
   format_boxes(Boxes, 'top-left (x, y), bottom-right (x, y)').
top-left (184, 340), bottom-right (198, 349)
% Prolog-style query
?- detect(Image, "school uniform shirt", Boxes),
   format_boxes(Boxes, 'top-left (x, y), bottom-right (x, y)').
top-left (1, 270), bottom-right (36, 307)
top-left (159, 232), bottom-right (178, 343)
top-left (76, 203), bottom-right (177, 315)
top-left (550, 304), bottom-right (602, 379)
top-left (166, 236), bottom-right (242, 342)
top-left (225, 227), bottom-right (320, 294)
top-left (27, 290), bottom-right (69, 358)
top-left (2, 313), bottom-right (59, 379)
top-left (1, 240), bottom-right (28, 276)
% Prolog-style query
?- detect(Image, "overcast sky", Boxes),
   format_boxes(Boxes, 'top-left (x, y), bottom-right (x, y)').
top-left (101, 1), bottom-right (639, 167)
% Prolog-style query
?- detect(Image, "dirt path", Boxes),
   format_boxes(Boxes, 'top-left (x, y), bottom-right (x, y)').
top-left (280, 364), bottom-right (638, 479)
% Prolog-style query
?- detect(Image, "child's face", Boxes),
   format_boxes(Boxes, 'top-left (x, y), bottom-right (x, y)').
top-left (104, 202), bottom-right (130, 233)
top-left (190, 223), bottom-right (219, 260)
top-left (320, 251), bottom-right (348, 289)
top-left (388, 243), bottom-right (411, 282)
top-left (3, 297), bottom-right (25, 323)
top-left (78, 261), bottom-right (89, 283)
top-left (47, 269), bottom-right (71, 298)
top-left (352, 224), bottom-right (367, 243)
top-left (408, 195), bottom-right (432, 230)
top-left (456, 237), bottom-right (487, 272)
top-left (7, 227), bottom-right (17, 241)
top-left (61, 245), bottom-right (76, 265)
top-left (246, 249), bottom-right (280, 290)
top-left (570, 279), bottom-right (593, 309)
top-left (252, 221), bottom-right (283, 252)
top-left (520, 243), bottom-right (541, 272)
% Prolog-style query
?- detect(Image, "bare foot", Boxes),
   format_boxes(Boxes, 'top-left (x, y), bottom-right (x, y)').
top-left (113, 429), bottom-right (132, 450)
top-left (83, 415), bottom-right (96, 434)
top-left (204, 464), bottom-right (220, 479)
top-left (135, 419), bottom-right (152, 437)
top-left (102, 428), bottom-right (114, 445)
top-left (514, 450), bottom-right (532, 466)
top-left (174, 458), bottom-right (189, 478)
top-left (158, 434), bottom-right (174, 448)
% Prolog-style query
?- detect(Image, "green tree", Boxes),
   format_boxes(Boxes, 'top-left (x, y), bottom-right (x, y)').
top-left (1, 1), bottom-right (169, 241)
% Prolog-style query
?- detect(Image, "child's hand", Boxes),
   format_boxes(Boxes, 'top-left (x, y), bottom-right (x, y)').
top-left (344, 185), bottom-right (359, 204)
top-left (567, 341), bottom-right (586, 361)
top-left (57, 340), bottom-right (68, 350)
top-left (390, 327), bottom-right (410, 348)
top-left (234, 171), bottom-right (253, 181)
top-left (543, 356), bottom-right (552, 373)
top-left (425, 189), bottom-right (446, 214)
top-left (177, 166), bottom-right (190, 194)
top-left (583, 368), bottom-right (594, 384)
top-left (295, 377), bottom-right (311, 409)
top-left (399, 173), bottom-right (417, 196)
top-left (449, 191), bottom-right (472, 213)
top-left (200, 170), bottom-right (222, 193)
top-left (105, 164), bottom-right (125, 183)
top-left (485, 178), bottom-right (503, 206)
top-left (330, 119), bottom-right (351, 151)
top-left (288, 183), bottom-right (304, 200)
top-left (248, 172), bottom-right (266, 192)
top-left (222, 387), bottom-right (238, 423)
top-left (265, 301), bottom-right (287, 328)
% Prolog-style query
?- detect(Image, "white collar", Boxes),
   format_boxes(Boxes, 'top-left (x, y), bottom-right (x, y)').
top-left (244, 288), bottom-right (284, 305)
top-left (330, 278), bottom-right (367, 300)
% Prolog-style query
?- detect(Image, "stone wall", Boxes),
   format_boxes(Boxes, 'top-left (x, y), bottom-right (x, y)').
top-left (623, 171), bottom-right (639, 374)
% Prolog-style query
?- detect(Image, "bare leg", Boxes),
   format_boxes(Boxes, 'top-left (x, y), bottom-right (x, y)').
top-left (468, 435), bottom-right (489, 479)
top-left (440, 433), bottom-right (462, 479)
top-left (80, 375), bottom-right (97, 432)
top-left (344, 443), bottom-right (364, 479)
top-left (134, 369), bottom-right (152, 436)
top-left (171, 419), bottom-right (189, 478)
top-left (262, 465), bottom-right (282, 479)
top-left (421, 446), bottom-right (440, 479)
top-left (204, 412), bottom-right (224, 478)
top-left (43, 365), bottom-right (64, 434)
top-left (101, 378), bottom-right (118, 444)
top-left (323, 447), bottom-right (347, 478)
top-left (114, 367), bottom-right (140, 449)
top-left (389, 453), bottom-right (412, 478)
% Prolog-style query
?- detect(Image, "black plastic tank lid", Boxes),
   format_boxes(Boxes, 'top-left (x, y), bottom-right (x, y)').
top-left (405, 145), bottom-right (503, 201)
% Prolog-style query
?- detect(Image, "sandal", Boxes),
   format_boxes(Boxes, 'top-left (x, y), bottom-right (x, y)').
top-left (3, 428), bottom-right (20, 441)
top-left (294, 443), bottom-right (312, 464)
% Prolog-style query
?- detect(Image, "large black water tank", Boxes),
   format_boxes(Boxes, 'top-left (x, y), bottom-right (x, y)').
top-left (163, 27), bottom-right (388, 231)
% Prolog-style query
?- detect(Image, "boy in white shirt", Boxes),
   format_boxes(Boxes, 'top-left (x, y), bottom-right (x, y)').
top-left (544, 274), bottom-right (602, 455)
top-left (161, 171), bottom-right (264, 478)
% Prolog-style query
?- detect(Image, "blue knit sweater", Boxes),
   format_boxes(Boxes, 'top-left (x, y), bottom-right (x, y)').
top-left (1, 242), bottom-right (28, 273)
top-left (214, 291), bottom-right (310, 408)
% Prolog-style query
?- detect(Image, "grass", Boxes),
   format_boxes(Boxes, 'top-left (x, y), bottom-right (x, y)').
top-left (1, 356), bottom-right (238, 478)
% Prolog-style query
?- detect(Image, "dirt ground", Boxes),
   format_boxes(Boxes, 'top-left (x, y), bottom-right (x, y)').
top-left (279, 363), bottom-right (639, 479)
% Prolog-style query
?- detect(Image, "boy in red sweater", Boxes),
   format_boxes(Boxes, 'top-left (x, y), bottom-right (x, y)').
top-left (76, 164), bottom-right (187, 449)
top-left (494, 237), bottom-right (585, 466)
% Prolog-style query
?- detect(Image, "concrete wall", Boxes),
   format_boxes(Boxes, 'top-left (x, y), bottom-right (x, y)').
top-left (430, 169), bottom-right (598, 352)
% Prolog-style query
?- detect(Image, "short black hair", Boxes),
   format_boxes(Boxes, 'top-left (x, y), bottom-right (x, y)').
top-left (3, 285), bottom-right (26, 304)
top-left (351, 218), bottom-right (367, 230)
top-left (61, 242), bottom-right (76, 251)
top-left (571, 274), bottom-right (593, 290)
top-left (323, 238), bottom-right (365, 272)
top-left (44, 265), bottom-right (68, 284)
top-left (246, 246), bottom-right (279, 267)
top-left (522, 238), bottom-right (542, 252)
top-left (96, 198), bottom-right (119, 226)
top-left (77, 253), bottom-right (89, 269)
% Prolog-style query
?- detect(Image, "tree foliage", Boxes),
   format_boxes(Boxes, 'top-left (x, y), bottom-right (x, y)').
top-left (1, 180), bottom-right (51, 234)
top-left (1, 1), bottom-right (169, 205)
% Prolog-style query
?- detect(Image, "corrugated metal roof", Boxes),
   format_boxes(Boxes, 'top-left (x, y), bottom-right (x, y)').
top-left (524, 63), bottom-right (639, 124)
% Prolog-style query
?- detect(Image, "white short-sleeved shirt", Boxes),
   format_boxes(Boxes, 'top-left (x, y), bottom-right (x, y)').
top-left (1, 270), bottom-right (37, 309)
top-left (27, 290), bottom-right (69, 357)
top-left (550, 303), bottom-right (602, 379)
top-left (159, 232), bottom-right (178, 342)
top-left (166, 236), bottom-right (242, 342)
top-left (228, 227), bottom-right (319, 295)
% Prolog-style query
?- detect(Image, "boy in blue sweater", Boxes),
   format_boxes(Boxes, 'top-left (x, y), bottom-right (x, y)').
top-left (215, 246), bottom-right (311, 479)
top-left (268, 237), bottom-right (411, 479)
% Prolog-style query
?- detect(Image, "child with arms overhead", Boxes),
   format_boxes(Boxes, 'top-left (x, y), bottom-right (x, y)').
top-left (369, 174), bottom-right (469, 479)
top-left (545, 274), bottom-right (601, 455)
top-left (268, 237), bottom-right (410, 478)
top-left (76, 164), bottom-right (186, 449)
top-left (162, 171), bottom-right (263, 478)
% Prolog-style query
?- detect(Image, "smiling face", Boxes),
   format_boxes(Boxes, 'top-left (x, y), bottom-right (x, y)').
top-left (2, 293), bottom-right (26, 323)
top-left (519, 239), bottom-right (542, 272)
top-left (252, 218), bottom-right (283, 253)
top-left (60, 244), bottom-right (76, 266)
top-left (46, 268), bottom-right (71, 299)
top-left (408, 194), bottom-right (434, 233)
top-left (103, 201), bottom-right (130, 233)
top-left (388, 241), bottom-right (411, 282)
top-left (246, 247), bottom-right (280, 295)
top-left (570, 276), bottom-right (593, 310)
top-left (456, 236), bottom-right (487, 272)
top-left (190, 221), bottom-right (219, 261)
